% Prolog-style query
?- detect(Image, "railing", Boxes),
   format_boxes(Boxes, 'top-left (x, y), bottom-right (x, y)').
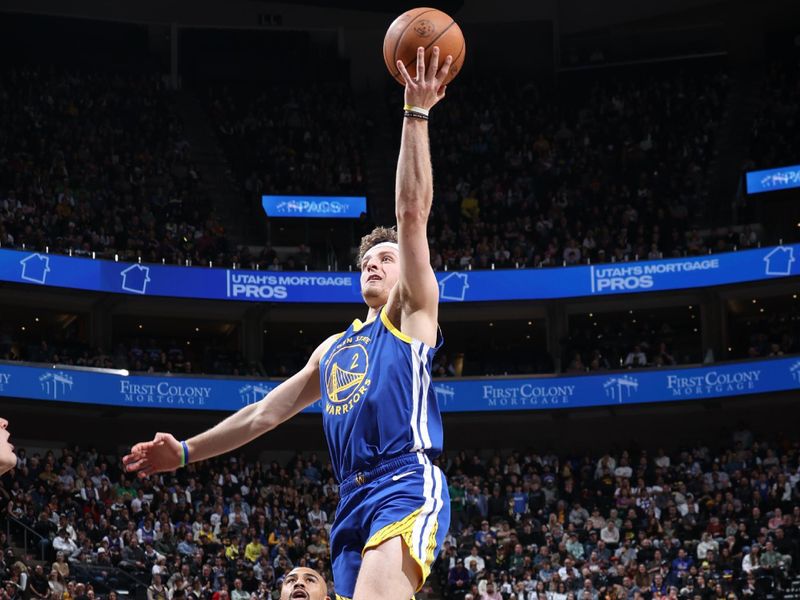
top-left (2, 514), bottom-right (148, 593)
top-left (3, 513), bottom-right (47, 561)
top-left (70, 563), bottom-right (150, 594)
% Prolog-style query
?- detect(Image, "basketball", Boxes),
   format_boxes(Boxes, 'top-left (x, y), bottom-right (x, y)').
top-left (383, 7), bottom-right (466, 86)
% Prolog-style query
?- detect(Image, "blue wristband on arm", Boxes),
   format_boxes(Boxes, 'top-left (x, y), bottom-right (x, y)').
top-left (180, 441), bottom-right (190, 467)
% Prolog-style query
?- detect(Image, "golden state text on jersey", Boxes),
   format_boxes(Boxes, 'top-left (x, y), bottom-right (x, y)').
top-left (320, 306), bottom-right (444, 483)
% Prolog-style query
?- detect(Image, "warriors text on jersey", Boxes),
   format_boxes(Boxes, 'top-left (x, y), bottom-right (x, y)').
top-left (320, 306), bottom-right (444, 483)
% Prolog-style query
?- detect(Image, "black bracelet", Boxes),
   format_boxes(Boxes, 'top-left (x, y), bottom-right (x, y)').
top-left (404, 110), bottom-right (429, 121)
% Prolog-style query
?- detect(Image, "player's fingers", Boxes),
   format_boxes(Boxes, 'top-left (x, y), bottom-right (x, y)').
top-left (416, 46), bottom-right (425, 81)
top-left (130, 440), bottom-right (156, 454)
top-left (396, 60), bottom-right (415, 88)
top-left (436, 55), bottom-right (453, 83)
top-left (124, 458), bottom-right (149, 472)
top-left (437, 84), bottom-right (448, 100)
top-left (428, 46), bottom-right (440, 80)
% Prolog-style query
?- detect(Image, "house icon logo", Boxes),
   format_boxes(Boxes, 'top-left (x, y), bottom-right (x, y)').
top-left (39, 371), bottom-right (74, 399)
top-left (790, 361), bottom-right (800, 385)
top-left (120, 264), bottom-right (152, 294)
top-left (433, 383), bottom-right (456, 406)
top-left (238, 383), bottom-right (273, 405)
top-left (603, 376), bottom-right (639, 403)
top-left (763, 246), bottom-right (795, 276)
top-left (438, 272), bottom-right (470, 301)
top-left (19, 253), bottom-right (51, 284)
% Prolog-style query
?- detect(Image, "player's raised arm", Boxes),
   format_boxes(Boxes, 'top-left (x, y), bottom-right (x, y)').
top-left (392, 47), bottom-right (452, 336)
top-left (122, 334), bottom-right (338, 477)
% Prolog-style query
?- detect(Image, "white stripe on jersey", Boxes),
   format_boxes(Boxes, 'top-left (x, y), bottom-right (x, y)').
top-left (419, 343), bottom-right (432, 449)
top-left (410, 340), bottom-right (423, 451)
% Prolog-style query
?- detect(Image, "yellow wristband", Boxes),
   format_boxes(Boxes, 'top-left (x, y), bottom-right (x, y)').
top-left (403, 104), bottom-right (430, 117)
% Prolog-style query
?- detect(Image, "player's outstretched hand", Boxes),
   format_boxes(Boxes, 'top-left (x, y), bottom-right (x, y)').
top-left (122, 432), bottom-right (182, 478)
top-left (397, 46), bottom-right (452, 111)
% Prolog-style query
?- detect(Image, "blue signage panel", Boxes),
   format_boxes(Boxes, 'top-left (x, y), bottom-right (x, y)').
top-left (0, 245), bottom-right (797, 303)
top-left (262, 195), bottom-right (367, 218)
top-left (0, 358), bottom-right (797, 413)
top-left (746, 165), bottom-right (800, 194)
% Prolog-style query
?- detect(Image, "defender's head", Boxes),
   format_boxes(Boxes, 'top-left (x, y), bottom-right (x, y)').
top-left (280, 567), bottom-right (330, 600)
top-left (0, 418), bottom-right (15, 476)
top-left (357, 226), bottom-right (400, 308)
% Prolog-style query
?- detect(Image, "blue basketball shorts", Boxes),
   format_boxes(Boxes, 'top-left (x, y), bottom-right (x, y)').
top-left (330, 452), bottom-right (450, 600)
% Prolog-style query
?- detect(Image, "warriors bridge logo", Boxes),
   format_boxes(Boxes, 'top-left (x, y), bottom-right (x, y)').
top-left (323, 340), bottom-right (372, 416)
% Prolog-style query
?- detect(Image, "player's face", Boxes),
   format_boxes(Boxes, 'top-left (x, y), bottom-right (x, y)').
top-left (280, 568), bottom-right (329, 600)
top-left (360, 247), bottom-right (400, 305)
top-left (0, 418), bottom-right (17, 475)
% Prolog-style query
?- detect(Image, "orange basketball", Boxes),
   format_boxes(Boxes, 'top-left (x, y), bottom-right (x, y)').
top-left (383, 7), bottom-right (466, 86)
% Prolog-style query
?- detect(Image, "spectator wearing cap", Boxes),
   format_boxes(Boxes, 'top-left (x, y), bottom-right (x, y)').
top-left (53, 529), bottom-right (78, 557)
top-left (449, 558), bottom-right (470, 598)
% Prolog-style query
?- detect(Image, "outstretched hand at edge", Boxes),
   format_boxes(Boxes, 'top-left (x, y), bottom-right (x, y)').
top-left (122, 432), bottom-right (182, 478)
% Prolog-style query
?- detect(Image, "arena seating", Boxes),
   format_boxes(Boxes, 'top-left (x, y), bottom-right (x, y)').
top-left (0, 64), bottom-right (776, 273)
top-left (1, 433), bottom-right (798, 600)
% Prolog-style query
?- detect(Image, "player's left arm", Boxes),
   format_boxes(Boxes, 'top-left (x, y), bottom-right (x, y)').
top-left (391, 46), bottom-right (452, 346)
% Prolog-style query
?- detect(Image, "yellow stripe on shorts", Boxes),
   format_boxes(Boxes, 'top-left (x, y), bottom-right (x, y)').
top-left (361, 506), bottom-right (439, 591)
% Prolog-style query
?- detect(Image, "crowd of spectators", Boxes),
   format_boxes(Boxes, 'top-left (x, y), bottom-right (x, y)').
top-left (0, 67), bottom-right (230, 267)
top-left (0, 61), bottom-right (779, 275)
top-left (0, 332), bottom-right (259, 378)
top-left (563, 313), bottom-right (703, 373)
top-left (205, 83), bottom-right (366, 200)
top-left (1, 431), bottom-right (798, 600)
top-left (3, 304), bottom-right (798, 380)
top-left (729, 309), bottom-right (800, 362)
top-left (744, 58), bottom-right (800, 172)
top-left (438, 435), bottom-right (800, 599)
top-left (423, 65), bottom-right (754, 271)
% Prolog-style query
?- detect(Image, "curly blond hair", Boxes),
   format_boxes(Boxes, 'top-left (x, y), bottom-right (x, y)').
top-left (356, 226), bottom-right (398, 266)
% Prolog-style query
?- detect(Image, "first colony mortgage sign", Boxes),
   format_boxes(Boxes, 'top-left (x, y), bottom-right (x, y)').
top-left (0, 356), bottom-right (797, 413)
top-left (0, 244), bottom-right (796, 303)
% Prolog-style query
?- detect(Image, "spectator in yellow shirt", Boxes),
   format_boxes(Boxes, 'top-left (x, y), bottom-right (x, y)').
top-left (223, 537), bottom-right (239, 561)
top-left (244, 537), bottom-right (263, 563)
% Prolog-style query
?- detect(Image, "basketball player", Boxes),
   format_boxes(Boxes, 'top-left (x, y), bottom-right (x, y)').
top-left (0, 418), bottom-right (16, 475)
top-left (280, 567), bottom-right (330, 600)
top-left (123, 46), bottom-right (453, 600)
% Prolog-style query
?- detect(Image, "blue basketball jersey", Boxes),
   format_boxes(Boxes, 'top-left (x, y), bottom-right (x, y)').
top-left (320, 306), bottom-right (444, 483)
